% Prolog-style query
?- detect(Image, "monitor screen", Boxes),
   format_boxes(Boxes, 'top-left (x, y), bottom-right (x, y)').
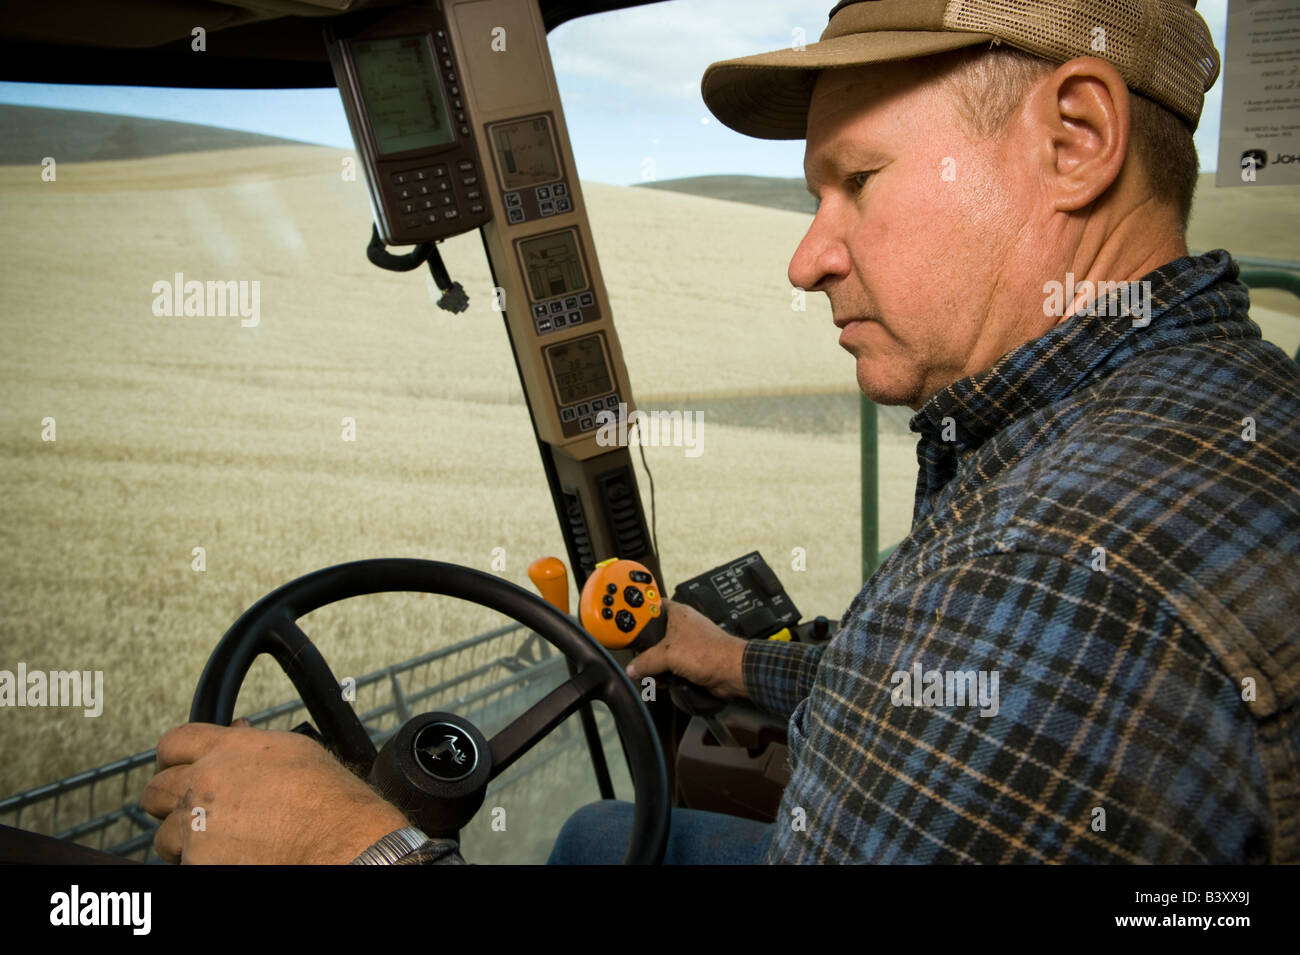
top-left (491, 116), bottom-right (561, 190)
top-left (351, 35), bottom-right (454, 156)
top-left (547, 335), bottom-right (612, 406)
top-left (519, 230), bottom-right (587, 300)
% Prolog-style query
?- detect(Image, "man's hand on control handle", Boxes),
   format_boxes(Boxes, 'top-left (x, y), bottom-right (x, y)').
top-left (624, 598), bottom-right (748, 700)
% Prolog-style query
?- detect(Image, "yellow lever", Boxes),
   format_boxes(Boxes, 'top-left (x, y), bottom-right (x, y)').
top-left (527, 556), bottom-right (570, 615)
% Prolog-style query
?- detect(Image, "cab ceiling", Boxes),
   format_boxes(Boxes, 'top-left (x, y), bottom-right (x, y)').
top-left (0, 0), bottom-right (661, 87)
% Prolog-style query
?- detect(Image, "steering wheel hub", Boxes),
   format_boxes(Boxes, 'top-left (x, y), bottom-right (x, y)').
top-left (370, 711), bottom-right (493, 837)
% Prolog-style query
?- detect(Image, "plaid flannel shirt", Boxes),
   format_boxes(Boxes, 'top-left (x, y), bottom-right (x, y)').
top-left (743, 250), bottom-right (1300, 863)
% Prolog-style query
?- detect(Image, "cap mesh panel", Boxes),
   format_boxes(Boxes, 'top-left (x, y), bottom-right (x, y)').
top-left (943, 0), bottom-right (1219, 127)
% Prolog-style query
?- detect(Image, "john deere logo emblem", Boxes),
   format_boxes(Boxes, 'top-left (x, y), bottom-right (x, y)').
top-left (413, 722), bottom-right (478, 781)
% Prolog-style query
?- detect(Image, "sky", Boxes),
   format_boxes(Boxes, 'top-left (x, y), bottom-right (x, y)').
top-left (0, 0), bottom-right (1231, 185)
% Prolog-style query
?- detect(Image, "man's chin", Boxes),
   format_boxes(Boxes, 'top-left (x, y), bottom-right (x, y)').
top-left (856, 363), bottom-right (921, 410)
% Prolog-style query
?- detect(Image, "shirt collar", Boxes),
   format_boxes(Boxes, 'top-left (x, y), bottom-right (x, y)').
top-left (908, 250), bottom-right (1252, 450)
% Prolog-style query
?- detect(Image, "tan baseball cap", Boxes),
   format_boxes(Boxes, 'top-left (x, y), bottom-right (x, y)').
top-left (701, 0), bottom-right (1221, 138)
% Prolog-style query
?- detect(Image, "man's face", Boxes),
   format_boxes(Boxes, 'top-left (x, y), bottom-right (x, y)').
top-left (791, 61), bottom-right (1043, 409)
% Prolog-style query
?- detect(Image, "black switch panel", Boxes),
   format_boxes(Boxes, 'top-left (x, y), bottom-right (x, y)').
top-left (671, 551), bottom-right (800, 639)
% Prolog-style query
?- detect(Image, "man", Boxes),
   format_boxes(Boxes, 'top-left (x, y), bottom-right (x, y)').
top-left (144, 0), bottom-right (1300, 864)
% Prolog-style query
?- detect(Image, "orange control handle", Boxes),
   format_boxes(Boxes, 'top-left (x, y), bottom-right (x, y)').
top-left (578, 558), bottom-right (667, 651)
top-left (527, 556), bottom-right (570, 615)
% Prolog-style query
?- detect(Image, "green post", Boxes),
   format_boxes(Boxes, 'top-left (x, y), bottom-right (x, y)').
top-left (860, 393), bottom-right (879, 583)
top-left (1239, 269), bottom-right (1300, 301)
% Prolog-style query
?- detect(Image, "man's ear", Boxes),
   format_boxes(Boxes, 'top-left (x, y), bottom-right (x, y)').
top-left (1025, 56), bottom-right (1130, 214)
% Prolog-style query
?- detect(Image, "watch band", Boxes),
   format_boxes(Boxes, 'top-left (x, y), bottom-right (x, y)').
top-left (348, 826), bottom-right (434, 865)
top-left (396, 837), bottom-right (465, 865)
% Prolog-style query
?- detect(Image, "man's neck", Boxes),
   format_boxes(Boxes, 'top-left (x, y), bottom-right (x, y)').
top-left (904, 207), bottom-right (1189, 412)
top-left (1057, 201), bottom-right (1188, 323)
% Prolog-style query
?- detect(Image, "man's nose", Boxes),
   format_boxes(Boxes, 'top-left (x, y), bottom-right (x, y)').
top-left (788, 209), bottom-right (848, 293)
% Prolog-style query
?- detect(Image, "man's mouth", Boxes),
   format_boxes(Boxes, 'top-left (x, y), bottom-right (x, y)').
top-left (835, 316), bottom-right (870, 348)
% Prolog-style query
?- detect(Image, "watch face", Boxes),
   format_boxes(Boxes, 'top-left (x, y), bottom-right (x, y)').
top-left (412, 721), bottom-right (478, 781)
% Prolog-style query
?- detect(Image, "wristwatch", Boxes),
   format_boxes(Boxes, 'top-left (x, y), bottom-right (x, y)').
top-left (348, 826), bottom-right (462, 865)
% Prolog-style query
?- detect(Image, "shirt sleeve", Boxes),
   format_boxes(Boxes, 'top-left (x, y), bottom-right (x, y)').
top-left (742, 637), bottom-right (825, 721)
top-left (762, 551), bottom-right (1271, 864)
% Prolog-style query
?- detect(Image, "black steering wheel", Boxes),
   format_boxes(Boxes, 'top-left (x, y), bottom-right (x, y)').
top-left (190, 558), bottom-right (669, 864)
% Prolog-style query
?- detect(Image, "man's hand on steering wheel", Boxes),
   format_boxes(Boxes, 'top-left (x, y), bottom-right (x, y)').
top-left (141, 719), bottom-right (408, 864)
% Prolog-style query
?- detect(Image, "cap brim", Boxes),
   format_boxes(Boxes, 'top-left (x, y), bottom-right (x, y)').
top-left (702, 31), bottom-right (996, 140)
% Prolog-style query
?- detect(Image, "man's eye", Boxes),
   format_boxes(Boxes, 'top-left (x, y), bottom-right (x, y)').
top-left (809, 172), bottom-right (873, 212)
top-left (849, 171), bottom-right (874, 192)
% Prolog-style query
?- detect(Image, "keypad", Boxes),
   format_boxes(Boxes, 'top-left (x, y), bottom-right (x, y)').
top-left (531, 289), bottom-right (597, 337)
top-left (499, 179), bottom-right (574, 226)
top-left (391, 155), bottom-right (489, 233)
top-left (555, 391), bottom-right (620, 437)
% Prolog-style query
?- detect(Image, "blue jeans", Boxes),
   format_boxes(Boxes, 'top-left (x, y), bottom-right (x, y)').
top-left (548, 799), bottom-right (775, 864)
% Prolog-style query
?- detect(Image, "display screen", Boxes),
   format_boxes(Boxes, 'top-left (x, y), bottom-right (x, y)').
top-left (520, 230), bottom-right (587, 300)
top-left (491, 116), bottom-right (561, 190)
top-left (351, 36), bottom-right (454, 156)
top-left (547, 335), bottom-right (612, 406)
